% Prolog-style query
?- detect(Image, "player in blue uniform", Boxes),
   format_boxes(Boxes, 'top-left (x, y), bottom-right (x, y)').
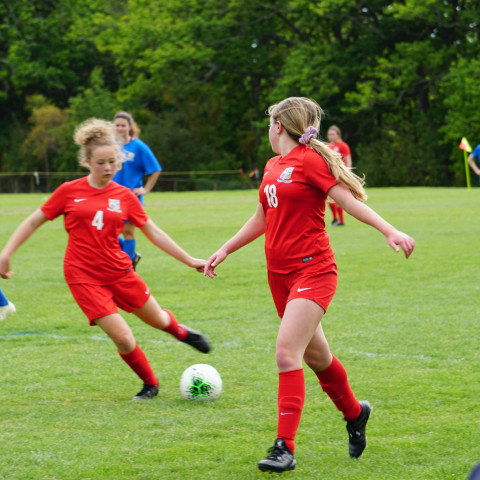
top-left (0, 287), bottom-right (15, 321)
top-left (467, 144), bottom-right (480, 184)
top-left (113, 111), bottom-right (162, 269)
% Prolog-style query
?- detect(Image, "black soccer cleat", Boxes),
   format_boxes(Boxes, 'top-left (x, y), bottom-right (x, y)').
top-left (132, 253), bottom-right (142, 271)
top-left (258, 438), bottom-right (296, 473)
top-left (132, 384), bottom-right (159, 401)
top-left (180, 325), bottom-right (211, 353)
top-left (346, 400), bottom-right (372, 458)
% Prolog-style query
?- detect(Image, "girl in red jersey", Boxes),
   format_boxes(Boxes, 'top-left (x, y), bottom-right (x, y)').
top-left (204, 97), bottom-right (415, 473)
top-left (0, 119), bottom-right (210, 401)
top-left (327, 125), bottom-right (352, 226)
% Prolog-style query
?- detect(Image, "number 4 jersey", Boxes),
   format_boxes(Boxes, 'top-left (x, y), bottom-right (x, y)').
top-left (41, 177), bottom-right (149, 284)
top-left (259, 144), bottom-right (338, 274)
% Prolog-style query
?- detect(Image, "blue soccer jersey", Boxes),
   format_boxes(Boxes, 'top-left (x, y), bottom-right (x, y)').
top-left (113, 138), bottom-right (161, 192)
top-left (472, 144), bottom-right (480, 160)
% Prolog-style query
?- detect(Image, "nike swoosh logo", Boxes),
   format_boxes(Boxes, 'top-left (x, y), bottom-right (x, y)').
top-left (280, 412), bottom-right (294, 415)
top-left (74, 199), bottom-right (86, 202)
top-left (297, 287), bottom-right (312, 292)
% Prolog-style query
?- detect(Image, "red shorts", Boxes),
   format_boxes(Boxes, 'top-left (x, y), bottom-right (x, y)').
top-left (68, 270), bottom-right (151, 325)
top-left (267, 256), bottom-right (338, 318)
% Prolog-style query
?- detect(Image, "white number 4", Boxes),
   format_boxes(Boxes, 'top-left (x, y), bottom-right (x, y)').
top-left (92, 210), bottom-right (104, 230)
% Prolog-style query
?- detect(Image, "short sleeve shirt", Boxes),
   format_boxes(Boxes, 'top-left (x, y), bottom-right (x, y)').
top-left (328, 141), bottom-right (351, 164)
top-left (113, 138), bottom-right (162, 190)
top-left (472, 145), bottom-right (480, 160)
top-left (259, 145), bottom-right (338, 273)
top-left (40, 177), bottom-right (149, 284)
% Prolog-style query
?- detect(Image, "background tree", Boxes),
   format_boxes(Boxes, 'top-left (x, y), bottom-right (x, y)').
top-left (1, 0), bottom-right (480, 188)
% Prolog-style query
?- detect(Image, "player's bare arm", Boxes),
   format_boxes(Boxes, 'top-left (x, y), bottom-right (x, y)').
top-left (0, 209), bottom-right (49, 278)
top-left (204, 203), bottom-right (266, 278)
top-left (328, 184), bottom-right (415, 259)
top-left (140, 219), bottom-right (205, 270)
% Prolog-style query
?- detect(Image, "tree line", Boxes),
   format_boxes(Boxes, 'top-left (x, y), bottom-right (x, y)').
top-left (1, 0), bottom-right (479, 188)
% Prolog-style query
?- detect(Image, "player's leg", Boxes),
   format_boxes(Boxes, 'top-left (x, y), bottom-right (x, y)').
top-left (304, 327), bottom-right (371, 458)
top-left (95, 313), bottom-right (159, 400)
top-left (0, 287), bottom-right (15, 321)
top-left (258, 298), bottom-right (323, 473)
top-left (132, 296), bottom-right (211, 353)
top-left (337, 206), bottom-right (345, 225)
top-left (121, 222), bottom-right (141, 269)
top-left (329, 201), bottom-right (339, 225)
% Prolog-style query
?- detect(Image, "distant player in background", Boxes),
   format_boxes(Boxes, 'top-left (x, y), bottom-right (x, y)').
top-left (205, 97), bottom-right (415, 473)
top-left (0, 287), bottom-right (15, 321)
top-left (327, 125), bottom-right (352, 226)
top-left (0, 118), bottom-right (210, 401)
top-left (467, 144), bottom-right (480, 183)
top-left (113, 111), bottom-right (162, 270)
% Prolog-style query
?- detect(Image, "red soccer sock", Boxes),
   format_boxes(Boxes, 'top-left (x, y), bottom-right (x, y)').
top-left (162, 309), bottom-right (188, 340)
top-left (277, 368), bottom-right (305, 453)
top-left (337, 207), bottom-right (344, 224)
top-left (119, 344), bottom-right (158, 387)
top-left (315, 356), bottom-right (361, 421)
top-left (329, 202), bottom-right (338, 220)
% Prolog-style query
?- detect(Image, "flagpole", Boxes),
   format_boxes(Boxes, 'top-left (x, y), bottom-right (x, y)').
top-left (459, 137), bottom-right (473, 190)
top-left (464, 150), bottom-right (471, 190)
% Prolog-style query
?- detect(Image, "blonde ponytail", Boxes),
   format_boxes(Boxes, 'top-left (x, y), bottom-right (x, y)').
top-left (309, 138), bottom-right (367, 201)
top-left (268, 97), bottom-right (367, 202)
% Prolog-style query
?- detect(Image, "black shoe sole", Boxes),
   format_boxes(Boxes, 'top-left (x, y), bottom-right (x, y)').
top-left (258, 461), bottom-right (297, 473)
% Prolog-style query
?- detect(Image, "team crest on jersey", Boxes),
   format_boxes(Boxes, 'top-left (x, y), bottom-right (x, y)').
top-left (277, 166), bottom-right (294, 183)
top-left (107, 199), bottom-right (122, 212)
top-left (117, 150), bottom-right (135, 171)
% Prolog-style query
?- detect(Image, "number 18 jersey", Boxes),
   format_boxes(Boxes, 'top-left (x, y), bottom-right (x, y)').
top-left (41, 177), bottom-right (149, 284)
top-left (259, 145), bottom-right (338, 274)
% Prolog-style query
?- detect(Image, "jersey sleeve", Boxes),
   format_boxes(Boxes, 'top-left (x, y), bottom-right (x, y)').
top-left (40, 183), bottom-right (69, 220)
top-left (340, 141), bottom-right (351, 157)
top-left (304, 151), bottom-right (338, 193)
top-left (473, 145), bottom-right (480, 159)
top-left (139, 140), bottom-right (162, 175)
top-left (125, 190), bottom-right (150, 227)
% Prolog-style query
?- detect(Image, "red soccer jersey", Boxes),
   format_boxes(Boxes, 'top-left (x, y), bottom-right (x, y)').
top-left (259, 145), bottom-right (338, 273)
top-left (328, 141), bottom-right (351, 164)
top-left (41, 177), bottom-right (149, 284)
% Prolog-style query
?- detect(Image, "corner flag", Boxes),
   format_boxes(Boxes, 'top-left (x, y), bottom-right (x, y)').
top-left (459, 137), bottom-right (472, 189)
top-left (459, 137), bottom-right (472, 152)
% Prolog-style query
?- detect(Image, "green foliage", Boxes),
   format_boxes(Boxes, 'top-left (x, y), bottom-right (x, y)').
top-left (1, 0), bottom-right (480, 184)
top-left (21, 96), bottom-right (68, 173)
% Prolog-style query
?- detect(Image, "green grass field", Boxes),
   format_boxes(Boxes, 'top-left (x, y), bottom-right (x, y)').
top-left (0, 188), bottom-right (479, 480)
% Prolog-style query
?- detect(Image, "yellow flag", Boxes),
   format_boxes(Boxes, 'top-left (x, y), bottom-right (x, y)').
top-left (459, 137), bottom-right (472, 152)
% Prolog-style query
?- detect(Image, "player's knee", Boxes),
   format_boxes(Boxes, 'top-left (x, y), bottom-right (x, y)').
top-left (112, 331), bottom-right (136, 352)
top-left (276, 345), bottom-right (300, 371)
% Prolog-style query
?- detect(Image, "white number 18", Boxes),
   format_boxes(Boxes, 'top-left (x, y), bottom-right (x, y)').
top-left (264, 184), bottom-right (278, 208)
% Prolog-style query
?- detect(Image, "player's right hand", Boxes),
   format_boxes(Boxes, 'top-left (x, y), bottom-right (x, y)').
top-left (0, 255), bottom-right (13, 279)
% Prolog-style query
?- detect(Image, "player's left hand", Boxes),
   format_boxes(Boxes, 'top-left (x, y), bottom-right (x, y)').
top-left (190, 258), bottom-right (206, 273)
top-left (386, 230), bottom-right (415, 259)
top-left (133, 187), bottom-right (147, 196)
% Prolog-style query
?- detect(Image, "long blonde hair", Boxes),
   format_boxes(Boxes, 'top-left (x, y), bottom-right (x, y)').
top-left (73, 118), bottom-right (121, 168)
top-left (268, 97), bottom-right (366, 201)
